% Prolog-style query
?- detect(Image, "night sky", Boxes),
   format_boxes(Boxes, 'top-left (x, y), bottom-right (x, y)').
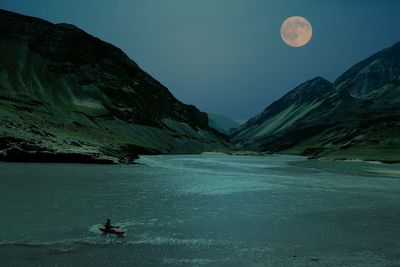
top-left (1, 0), bottom-right (400, 121)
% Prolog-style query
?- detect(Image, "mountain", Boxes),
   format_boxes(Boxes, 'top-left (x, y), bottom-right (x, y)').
top-left (0, 9), bottom-right (229, 163)
top-left (207, 113), bottom-right (241, 134)
top-left (232, 77), bottom-right (334, 148)
top-left (232, 42), bottom-right (400, 162)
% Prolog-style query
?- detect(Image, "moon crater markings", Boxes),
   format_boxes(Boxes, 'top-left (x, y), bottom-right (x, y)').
top-left (281, 16), bottom-right (313, 47)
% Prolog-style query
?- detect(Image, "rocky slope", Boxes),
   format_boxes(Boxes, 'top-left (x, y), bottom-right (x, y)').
top-left (232, 42), bottom-right (400, 162)
top-left (0, 9), bottom-right (229, 163)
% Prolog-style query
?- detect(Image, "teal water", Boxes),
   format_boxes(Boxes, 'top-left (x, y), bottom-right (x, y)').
top-left (0, 155), bottom-right (399, 266)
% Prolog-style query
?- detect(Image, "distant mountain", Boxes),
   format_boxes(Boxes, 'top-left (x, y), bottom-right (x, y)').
top-left (207, 113), bottom-right (241, 134)
top-left (232, 42), bottom-right (400, 162)
top-left (0, 9), bottom-right (229, 163)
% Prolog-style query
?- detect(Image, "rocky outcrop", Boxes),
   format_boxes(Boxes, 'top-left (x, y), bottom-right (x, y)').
top-left (0, 9), bottom-right (229, 163)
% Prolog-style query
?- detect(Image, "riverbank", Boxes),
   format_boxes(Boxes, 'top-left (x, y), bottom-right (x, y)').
top-left (291, 158), bottom-right (400, 178)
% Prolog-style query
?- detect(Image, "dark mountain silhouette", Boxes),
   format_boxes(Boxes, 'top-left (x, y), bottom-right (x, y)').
top-left (0, 9), bottom-right (228, 163)
top-left (1, 9), bottom-right (399, 163)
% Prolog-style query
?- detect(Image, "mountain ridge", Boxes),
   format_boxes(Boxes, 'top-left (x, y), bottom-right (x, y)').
top-left (233, 41), bottom-right (400, 162)
top-left (0, 9), bottom-right (228, 163)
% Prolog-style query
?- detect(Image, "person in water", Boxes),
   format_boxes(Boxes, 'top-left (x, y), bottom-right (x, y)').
top-left (104, 219), bottom-right (115, 230)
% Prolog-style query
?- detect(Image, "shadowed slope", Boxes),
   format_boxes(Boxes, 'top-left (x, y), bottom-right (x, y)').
top-left (0, 9), bottom-right (228, 163)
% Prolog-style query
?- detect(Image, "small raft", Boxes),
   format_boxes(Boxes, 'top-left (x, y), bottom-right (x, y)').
top-left (99, 225), bottom-right (125, 236)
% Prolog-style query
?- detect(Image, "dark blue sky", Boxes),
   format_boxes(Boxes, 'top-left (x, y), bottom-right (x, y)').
top-left (1, 1), bottom-right (400, 120)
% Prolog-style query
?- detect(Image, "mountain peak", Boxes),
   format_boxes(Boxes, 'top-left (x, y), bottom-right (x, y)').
top-left (281, 76), bottom-right (333, 104)
top-left (334, 40), bottom-right (400, 97)
top-left (308, 76), bottom-right (331, 84)
top-left (56, 23), bottom-right (80, 30)
top-left (233, 40), bottom-right (400, 161)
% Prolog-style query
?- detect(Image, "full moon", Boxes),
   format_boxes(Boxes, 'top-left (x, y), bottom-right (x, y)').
top-left (280, 16), bottom-right (313, 47)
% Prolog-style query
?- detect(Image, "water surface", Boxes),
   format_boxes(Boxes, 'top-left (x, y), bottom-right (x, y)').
top-left (0, 155), bottom-right (399, 266)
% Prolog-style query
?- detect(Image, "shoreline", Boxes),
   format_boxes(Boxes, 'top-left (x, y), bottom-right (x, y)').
top-left (1, 150), bottom-right (399, 166)
top-left (315, 157), bottom-right (400, 165)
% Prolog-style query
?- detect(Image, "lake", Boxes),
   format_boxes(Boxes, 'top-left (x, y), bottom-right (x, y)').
top-left (0, 155), bottom-right (399, 266)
